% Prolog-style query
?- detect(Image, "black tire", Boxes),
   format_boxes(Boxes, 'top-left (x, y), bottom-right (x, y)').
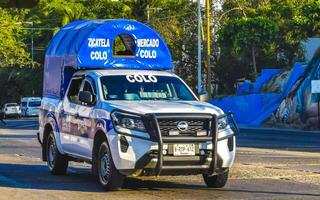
top-left (97, 141), bottom-right (125, 191)
top-left (203, 170), bottom-right (229, 188)
top-left (46, 132), bottom-right (68, 175)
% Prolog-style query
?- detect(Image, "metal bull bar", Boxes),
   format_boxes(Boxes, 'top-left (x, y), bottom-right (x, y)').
top-left (148, 112), bottom-right (238, 176)
top-left (111, 109), bottom-right (238, 176)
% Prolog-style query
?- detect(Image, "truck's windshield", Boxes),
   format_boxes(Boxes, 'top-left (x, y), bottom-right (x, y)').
top-left (100, 75), bottom-right (196, 101)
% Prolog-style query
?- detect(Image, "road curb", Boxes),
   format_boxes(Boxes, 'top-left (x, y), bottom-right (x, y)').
top-left (239, 127), bottom-right (320, 135)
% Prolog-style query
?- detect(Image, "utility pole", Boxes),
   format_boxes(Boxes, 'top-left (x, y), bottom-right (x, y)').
top-left (206, 0), bottom-right (212, 98)
top-left (146, 5), bottom-right (162, 23)
top-left (197, 0), bottom-right (202, 95)
top-left (31, 20), bottom-right (34, 67)
top-left (147, 4), bottom-right (150, 23)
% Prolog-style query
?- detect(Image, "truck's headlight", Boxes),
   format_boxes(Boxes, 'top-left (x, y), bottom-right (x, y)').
top-left (111, 111), bottom-right (146, 132)
top-left (217, 117), bottom-right (228, 130)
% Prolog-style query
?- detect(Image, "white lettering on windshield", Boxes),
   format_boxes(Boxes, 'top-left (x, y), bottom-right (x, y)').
top-left (126, 75), bottom-right (158, 83)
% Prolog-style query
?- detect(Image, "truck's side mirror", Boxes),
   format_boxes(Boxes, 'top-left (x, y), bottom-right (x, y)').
top-left (79, 91), bottom-right (93, 104)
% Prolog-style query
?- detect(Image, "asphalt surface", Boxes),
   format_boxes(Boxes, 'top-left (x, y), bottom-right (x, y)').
top-left (238, 127), bottom-right (320, 152)
top-left (0, 119), bottom-right (320, 199)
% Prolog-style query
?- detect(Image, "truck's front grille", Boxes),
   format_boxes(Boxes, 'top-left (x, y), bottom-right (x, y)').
top-left (158, 118), bottom-right (210, 136)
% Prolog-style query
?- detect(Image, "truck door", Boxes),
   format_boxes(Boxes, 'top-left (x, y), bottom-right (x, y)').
top-left (74, 77), bottom-right (97, 158)
top-left (60, 76), bottom-right (83, 155)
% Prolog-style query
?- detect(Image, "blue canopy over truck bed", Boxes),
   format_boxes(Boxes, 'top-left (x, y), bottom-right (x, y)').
top-left (43, 19), bottom-right (173, 99)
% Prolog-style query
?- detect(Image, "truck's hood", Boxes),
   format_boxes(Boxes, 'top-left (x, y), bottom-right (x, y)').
top-left (106, 100), bottom-right (224, 116)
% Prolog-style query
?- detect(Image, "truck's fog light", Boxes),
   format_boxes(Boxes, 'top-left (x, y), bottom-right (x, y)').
top-left (227, 136), bottom-right (234, 152)
top-left (200, 150), bottom-right (205, 155)
top-left (162, 149), bottom-right (167, 155)
top-left (120, 136), bottom-right (129, 153)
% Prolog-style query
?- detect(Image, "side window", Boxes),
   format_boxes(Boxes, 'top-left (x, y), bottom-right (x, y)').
top-left (83, 81), bottom-right (94, 95)
top-left (67, 78), bottom-right (83, 104)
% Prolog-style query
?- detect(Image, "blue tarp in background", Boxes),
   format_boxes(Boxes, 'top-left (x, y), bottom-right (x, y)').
top-left (236, 69), bottom-right (282, 95)
top-left (209, 63), bottom-right (306, 127)
top-left (210, 93), bottom-right (278, 125)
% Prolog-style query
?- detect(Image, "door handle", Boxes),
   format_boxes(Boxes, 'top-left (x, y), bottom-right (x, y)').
top-left (73, 112), bottom-right (79, 118)
top-left (62, 111), bottom-right (79, 118)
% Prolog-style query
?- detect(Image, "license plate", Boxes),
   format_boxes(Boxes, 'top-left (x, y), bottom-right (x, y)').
top-left (173, 144), bottom-right (195, 156)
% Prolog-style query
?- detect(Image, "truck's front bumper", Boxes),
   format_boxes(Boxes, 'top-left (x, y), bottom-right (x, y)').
top-left (4, 111), bottom-right (21, 116)
top-left (134, 137), bottom-right (236, 176)
top-left (110, 112), bottom-right (238, 176)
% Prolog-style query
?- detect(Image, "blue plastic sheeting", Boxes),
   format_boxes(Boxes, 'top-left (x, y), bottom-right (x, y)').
top-left (209, 63), bottom-right (306, 127)
top-left (43, 19), bottom-right (173, 99)
top-left (236, 69), bottom-right (282, 95)
top-left (210, 93), bottom-right (279, 125)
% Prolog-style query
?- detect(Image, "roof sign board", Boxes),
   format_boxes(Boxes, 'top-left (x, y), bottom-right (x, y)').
top-left (43, 19), bottom-right (173, 99)
top-left (45, 19), bottom-right (172, 70)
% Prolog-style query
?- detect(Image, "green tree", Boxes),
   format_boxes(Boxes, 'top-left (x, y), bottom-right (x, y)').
top-left (0, 8), bottom-right (31, 68)
top-left (38, 0), bottom-right (86, 34)
top-left (298, 0), bottom-right (320, 37)
top-left (218, 17), bottom-right (278, 80)
top-left (221, 0), bottom-right (315, 66)
top-left (0, 8), bottom-right (40, 104)
top-left (0, 0), bottom-right (38, 8)
top-left (84, 0), bottom-right (132, 19)
top-left (214, 0), bottom-right (316, 93)
top-left (146, 1), bottom-right (199, 90)
top-left (0, 0), bottom-right (317, 101)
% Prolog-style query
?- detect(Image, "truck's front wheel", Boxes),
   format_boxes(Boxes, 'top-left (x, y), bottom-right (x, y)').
top-left (97, 141), bottom-right (125, 191)
top-left (203, 170), bottom-right (229, 188)
top-left (46, 132), bottom-right (68, 175)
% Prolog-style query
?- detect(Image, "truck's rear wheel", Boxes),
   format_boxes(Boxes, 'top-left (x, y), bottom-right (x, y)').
top-left (97, 141), bottom-right (124, 191)
top-left (203, 170), bottom-right (229, 188)
top-left (47, 132), bottom-right (68, 175)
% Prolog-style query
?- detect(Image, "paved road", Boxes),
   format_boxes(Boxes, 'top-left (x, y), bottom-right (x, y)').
top-left (239, 127), bottom-right (320, 152)
top-left (0, 119), bottom-right (320, 199)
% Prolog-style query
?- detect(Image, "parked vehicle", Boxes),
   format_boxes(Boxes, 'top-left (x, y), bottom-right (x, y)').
top-left (38, 19), bottom-right (238, 191)
top-left (21, 97), bottom-right (42, 117)
top-left (3, 103), bottom-right (21, 118)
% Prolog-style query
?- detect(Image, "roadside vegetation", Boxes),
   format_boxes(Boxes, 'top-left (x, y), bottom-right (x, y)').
top-left (0, 0), bottom-right (319, 103)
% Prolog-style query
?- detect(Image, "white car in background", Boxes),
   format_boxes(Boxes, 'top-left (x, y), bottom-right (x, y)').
top-left (2, 103), bottom-right (21, 118)
top-left (21, 97), bottom-right (42, 117)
